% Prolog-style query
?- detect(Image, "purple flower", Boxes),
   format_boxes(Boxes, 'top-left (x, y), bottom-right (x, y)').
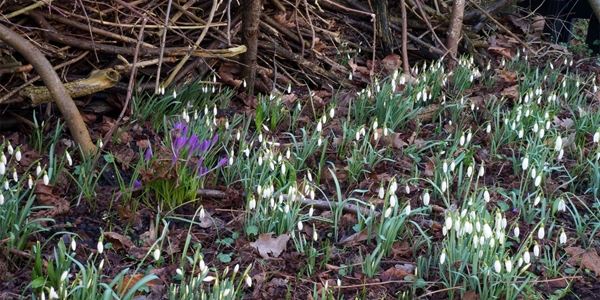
top-left (198, 140), bottom-right (210, 154)
top-left (172, 151), bottom-right (179, 166)
top-left (133, 180), bottom-right (142, 188)
top-left (198, 166), bottom-right (208, 177)
top-left (216, 157), bottom-right (228, 168)
top-left (187, 135), bottom-right (199, 157)
top-left (173, 122), bottom-right (186, 136)
top-left (196, 157), bottom-right (204, 171)
top-left (211, 134), bottom-right (219, 147)
top-left (173, 136), bottom-right (188, 153)
top-left (144, 147), bottom-right (152, 161)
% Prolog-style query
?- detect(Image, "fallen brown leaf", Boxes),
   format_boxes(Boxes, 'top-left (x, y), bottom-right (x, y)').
top-left (250, 233), bottom-right (290, 259)
top-left (566, 247), bottom-right (600, 275)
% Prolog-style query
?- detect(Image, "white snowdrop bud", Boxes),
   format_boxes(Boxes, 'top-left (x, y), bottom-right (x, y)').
top-left (554, 136), bottom-right (562, 151)
top-left (15, 148), bottom-right (21, 162)
top-left (49, 287), bottom-right (59, 299)
top-left (559, 230), bottom-right (567, 244)
top-left (36, 163), bottom-right (42, 176)
top-left (486, 123), bottom-right (491, 133)
top-left (594, 130), bottom-right (600, 143)
top-left (534, 174), bottom-right (542, 187)
top-left (66, 151), bottom-right (72, 166)
top-left (153, 248), bottom-right (161, 261)
top-left (12, 169), bottom-right (18, 182)
top-left (384, 207), bottom-right (392, 218)
top-left (389, 195), bottom-right (397, 208)
top-left (27, 175), bottom-right (33, 189)
top-left (557, 198), bottom-right (566, 212)
top-left (459, 133), bottom-right (465, 146)
top-left (483, 222), bottom-right (492, 239)
top-left (445, 216), bottom-right (453, 230)
top-left (522, 156), bottom-right (529, 171)
top-left (483, 188), bottom-right (490, 202)
top-left (97, 240), bottom-right (104, 254)
top-left (203, 276), bottom-right (215, 282)
top-left (0, 162), bottom-right (4, 175)
top-left (440, 249), bottom-right (446, 264)
top-left (297, 221), bottom-right (303, 231)
top-left (514, 225), bottom-right (520, 238)
top-left (248, 198), bottom-right (256, 210)
top-left (505, 259), bottom-right (513, 273)
top-left (71, 239), bottom-right (77, 252)
top-left (523, 251), bottom-right (531, 264)
top-left (538, 224), bottom-right (545, 240)
top-left (0, 194), bottom-right (4, 206)
top-left (494, 258), bottom-right (502, 273)
top-left (534, 195), bottom-right (541, 206)
top-left (441, 180), bottom-right (447, 193)
top-left (466, 165), bottom-right (473, 177)
top-left (422, 190), bottom-right (430, 206)
top-left (533, 243), bottom-right (540, 257)
top-left (404, 204), bottom-right (411, 215)
top-left (308, 206), bottom-right (314, 217)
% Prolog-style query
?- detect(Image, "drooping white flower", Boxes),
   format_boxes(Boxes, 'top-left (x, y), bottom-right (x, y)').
top-left (422, 190), bottom-right (430, 206)
top-left (0, 194), bottom-right (4, 206)
top-left (483, 188), bottom-right (490, 202)
top-left (494, 258), bottom-right (502, 273)
top-left (97, 240), bottom-right (104, 254)
top-left (505, 259), bottom-right (513, 273)
top-left (523, 251), bottom-right (531, 264)
top-left (514, 225), bottom-right (520, 238)
top-left (533, 243), bottom-right (540, 257)
top-left (66, 151), bottom-right (72, 166)
top-left (153, 248), bottom-right (161, 261)
top-left (440, 249), bottom-right (446, 264)
top-left (559, 230), bottom-right (567, 244)
top-left (49, 287), bottom-right (59, 299)
top-left (557, 198), bottom-right (566, 212)
top-left (538, 224), bottom-right (545, 240)
top-left (522, 156), bottom-right (529, 171)
top-left (554, 136), bottom-right (562, 151)
top-left (297, 221), bottom-right (303, 231)
top-left (36, 163), bottom-right (42, 176)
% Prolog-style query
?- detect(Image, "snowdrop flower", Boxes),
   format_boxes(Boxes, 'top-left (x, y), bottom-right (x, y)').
top-left (523, 251), bottom-right (531, 264)
top-left (441, 180), bottom-right (447, 192)
top-left (389, 194), bottom-right (397, 208)
top-left (594, 129), bottom-right (600, 143)
top-left (377, 186), bottom-right (386, 200)
top-left (459, 133), bottom-right (465, 146)
top-left (4, 180), bottom-right (9, 190)
top-left (297, 221), bottom-right (303, 231)
top-left (384, 207), bottom-right (392, 218)
top-left (66, 151), bottom-right (73, 166)
top-left (12, 168), bottom-right (18, 182)
top-left (483, 222), bottom-right (492, 239)
top-left (559, 229), bottom-right (567, 244)
top-left (71, 239), bottom-right (77, 252)
top-left (203, 276), bottom-right (215, 282)
top-left (0, 162), bottom-right (5, 175)
top-left (557, 198), bottom-right (566, 212)
top-left (505, 259), bottom-right (513, 273)
top-left (483, 188), bottom-right (490, 202)
top-left (15, 148), bottom-right (21, 162)
top-left (153, 248), bottom-right (161, 261)
top-left (176, 268), bottom-right (183, 276)
top-left (27, 175), bottom-right (33, 189)
top-left (0, 194), bottom-right (4, 206)
top-left (486, 123), bottom-right (491, 134)
top-left (49, 287), bottom-right (59, 299)
top-left (466, 165), bottom-right (473, 177)
top-left (534, 195), bottom-right (541, 206)
top-left (97, 240), bottom-right (104, 254)
top-left (514, 225), bottom-right (520, 238)
top-left (522, 155), bottom-right (529, 171)
top-left (404, 204), bottom-right (411, 215)
top-left (445, 215), bottom-right (453, 230)
top-left (554, 136), bottom-right (562, 151)
top-left (538, 224), bottom-right (545, 240)
top-left (534, 174), bottom-right (542, 187)
top-left (558, 149), bottom-right (564, 160)
top-left (533, 242), bottom-right (540, 257)
top-left (36, 163), bottom-right (42, 176)
top-left (440, 249), bottom-right (446, 264)
top-left (494, 257), bottom-right (502, 273)
top-left (422, 190), bottom-right (430, 206)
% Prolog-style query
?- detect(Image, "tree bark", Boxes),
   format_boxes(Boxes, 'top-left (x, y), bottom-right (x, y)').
top-left (241, 0), bottom-right (263, 95)
top-left (0, 23), bottom-right (96, 155)
top-left (446, 0), bottom-right (465, 69)
top-left (375, 0), bottom-right (393, 56)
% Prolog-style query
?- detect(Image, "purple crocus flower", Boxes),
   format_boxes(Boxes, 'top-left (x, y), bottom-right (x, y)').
top-left (211, 134), bottom-right (219, 147)
top-left (173, 136), bottom-right (188, 153)
top-left (144, 147), bottom-right (152, 161)
top-left (133, 180), bottom-right (142, 188)
top-left (198, 140), bottom-right (210, 154)
top-left (216, 157), bottom-right (228, 168)
top-left (198, 166), bottom-right (208, 177)
top-left (187, 134), bottom-right (200, 157)
top-left (173, 122), bottom-right (186, 136)
top-left (196, 157), bottom-right (204, 171)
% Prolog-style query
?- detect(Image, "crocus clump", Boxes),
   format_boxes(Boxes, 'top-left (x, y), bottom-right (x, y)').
top-left (141, 121), bottom-right (227, 208)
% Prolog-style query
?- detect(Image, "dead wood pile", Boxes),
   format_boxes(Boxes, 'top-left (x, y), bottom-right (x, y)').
top-left (0, 0), bottom-right (529, 106)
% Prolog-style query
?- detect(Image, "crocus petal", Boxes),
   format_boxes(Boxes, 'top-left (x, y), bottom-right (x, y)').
top-left (144, 148), bottom-right (152, 161)
top-left (211, 134), bottom-right (219, 147)
top-left (216, 157), bottom-right (228, 168)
